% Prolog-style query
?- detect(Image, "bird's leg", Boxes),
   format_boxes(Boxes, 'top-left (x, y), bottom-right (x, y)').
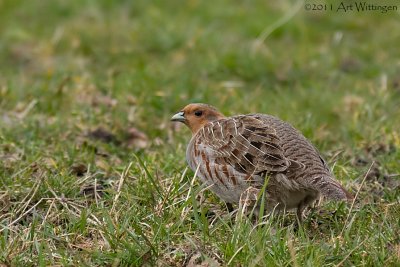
top-left (296, 194), bottom-right (316, 223)
top-left (296, 202), bottom-right (305, 223)
top-left (239, 186), bottom-right (260, 217)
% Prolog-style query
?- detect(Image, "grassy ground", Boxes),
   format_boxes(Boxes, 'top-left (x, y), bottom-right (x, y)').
top-left (1, 0), bottom-right (399, 266)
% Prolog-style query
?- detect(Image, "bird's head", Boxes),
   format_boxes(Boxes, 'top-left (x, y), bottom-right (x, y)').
top-left (171, 103), bottom-right (225, 134)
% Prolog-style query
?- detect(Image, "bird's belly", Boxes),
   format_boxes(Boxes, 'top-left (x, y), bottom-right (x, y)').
top-left (186, 154), bottom-right (253, 203)
top-left (280, 190), bottom-right (314, 209)
top-left (270, 174), bottom-right (319, 209)
top-left (195, 168), bottom-right (250, 203)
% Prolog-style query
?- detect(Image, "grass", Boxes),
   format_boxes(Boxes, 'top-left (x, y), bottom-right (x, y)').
top-left (0, 0), bottom-right (399, 265)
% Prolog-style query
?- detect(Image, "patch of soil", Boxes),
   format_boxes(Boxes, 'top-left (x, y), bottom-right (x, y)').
top-left (87, 127), bottom-right (118, 144)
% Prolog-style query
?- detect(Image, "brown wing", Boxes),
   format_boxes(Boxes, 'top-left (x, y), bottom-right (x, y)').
top-left (195, 115), bottom-right (304, 177)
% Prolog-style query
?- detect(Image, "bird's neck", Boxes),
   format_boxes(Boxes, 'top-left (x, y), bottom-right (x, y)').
top-left (190, 114), bottom-right (225, 135)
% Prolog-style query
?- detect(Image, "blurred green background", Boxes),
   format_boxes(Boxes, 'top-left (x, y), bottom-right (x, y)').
top-left (0, 0), bottom-right (399, 265)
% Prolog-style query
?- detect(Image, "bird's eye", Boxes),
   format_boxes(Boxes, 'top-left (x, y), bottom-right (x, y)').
top-left (194, 110), bottom-right (203, 117)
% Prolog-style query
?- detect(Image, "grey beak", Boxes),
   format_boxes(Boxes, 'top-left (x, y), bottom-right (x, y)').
top-left (171, 111), bottom-right (185, 122)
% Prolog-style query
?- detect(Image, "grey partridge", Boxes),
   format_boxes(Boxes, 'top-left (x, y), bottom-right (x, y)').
top-left (171, 103), bottom-right (352, 219)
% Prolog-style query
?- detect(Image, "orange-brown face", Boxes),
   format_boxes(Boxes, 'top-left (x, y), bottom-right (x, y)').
top-left (171, 103), bottom-right (225, 134)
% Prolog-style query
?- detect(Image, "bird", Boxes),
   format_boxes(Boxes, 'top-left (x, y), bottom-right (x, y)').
top-left (171, 103), bottom-right (352, 220)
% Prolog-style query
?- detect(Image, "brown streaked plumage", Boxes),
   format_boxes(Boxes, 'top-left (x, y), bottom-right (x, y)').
top-left (171, 103), bottom-right (352, 219)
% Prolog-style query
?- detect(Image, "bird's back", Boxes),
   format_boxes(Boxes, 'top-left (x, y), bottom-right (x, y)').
top-left (249, 114), bottom-right (350, 201)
